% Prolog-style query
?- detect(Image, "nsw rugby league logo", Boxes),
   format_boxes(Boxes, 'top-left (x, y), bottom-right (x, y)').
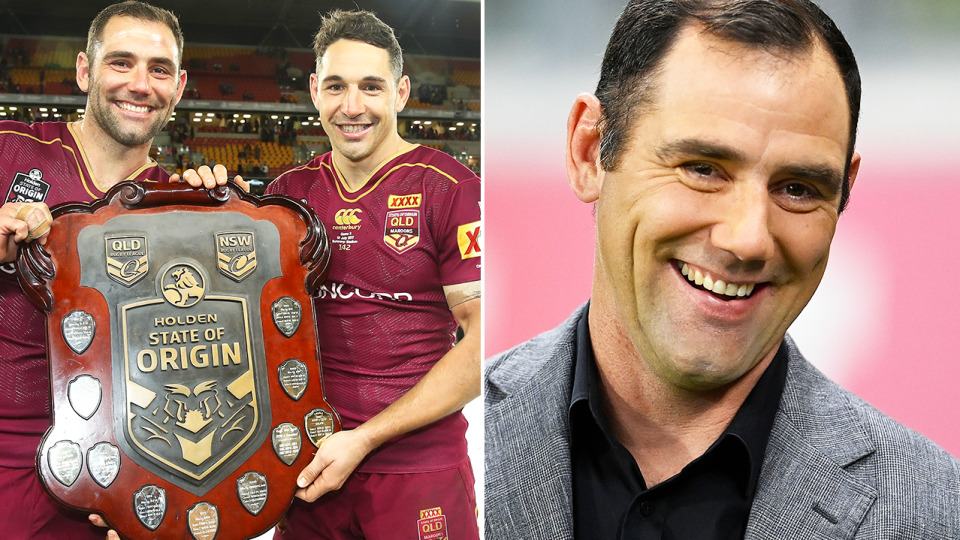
top-left (215, 231), bottom-right (257, 282)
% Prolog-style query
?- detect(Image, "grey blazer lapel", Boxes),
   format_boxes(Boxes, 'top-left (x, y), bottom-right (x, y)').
top-left (746, 339), bottom-right (877, 539)
top-left (485, 307), bottom-right (584, 540)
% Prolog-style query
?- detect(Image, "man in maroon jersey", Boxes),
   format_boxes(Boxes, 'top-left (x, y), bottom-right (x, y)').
top-left (0, 3), bottom-right (229, 538)
top-left (263, 10), bottom-right (481, 540)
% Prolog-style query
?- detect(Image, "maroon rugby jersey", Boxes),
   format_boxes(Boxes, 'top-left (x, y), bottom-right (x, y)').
top-left (267, 144), bottom-right (481, 473)
top-left (0, 121), bottom-right (168, 469)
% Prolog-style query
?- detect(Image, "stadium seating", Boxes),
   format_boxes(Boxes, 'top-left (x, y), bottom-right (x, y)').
top-left (2, 37), bottom-right (480, 110)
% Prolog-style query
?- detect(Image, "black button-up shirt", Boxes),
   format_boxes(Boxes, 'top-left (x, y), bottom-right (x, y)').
top-left (569, 307), bottom-right (789, 539)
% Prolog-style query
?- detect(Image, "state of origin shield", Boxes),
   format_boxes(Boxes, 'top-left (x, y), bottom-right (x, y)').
top-left (17, 181), bottom-right (341, 540)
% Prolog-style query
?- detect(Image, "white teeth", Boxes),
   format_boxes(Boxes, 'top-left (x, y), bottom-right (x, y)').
top-left (118, 102), bottom-right (149, 113)
top-left (340, 124), bottom-right (368, 133)
top-left (679, 262), bottom-right (758, 298)
top-left (712, 280), bottom-right (727, 294)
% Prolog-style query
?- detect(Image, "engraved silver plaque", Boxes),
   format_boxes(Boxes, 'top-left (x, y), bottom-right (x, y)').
top-left (278, 359), bottom-right (308, 401)
top-left (61, 310), bottom-right (95, 354)
top-left (187, 501), bottom-right (219, 540)
top-left (87, 442), bottom-right (121, 488)
top-left (271, 423), bottom-right (302, 466)
top-left (67, 374), bottom-right (101, 420)
top-left (133, 485), bottom-right (166, 531)
top-left (304, 409), bottom-right (335, 448)
top-left (236, 471), bottom-right (268, 516)
top-left (272, 297), bottom-right (301, 337)
top-left (48, 440), bottom-right (83, 487)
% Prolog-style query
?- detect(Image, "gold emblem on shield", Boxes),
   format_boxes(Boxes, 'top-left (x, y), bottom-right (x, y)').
top-left (160, 263), bottom-right (206, 308)
top-left (105, 233), bottom-right (148, 286)
top-left (216, 232), bottom-right (257, 282)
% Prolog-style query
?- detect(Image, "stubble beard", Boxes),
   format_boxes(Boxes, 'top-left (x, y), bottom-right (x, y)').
top-left (87, 75), bottom-right (170, 147)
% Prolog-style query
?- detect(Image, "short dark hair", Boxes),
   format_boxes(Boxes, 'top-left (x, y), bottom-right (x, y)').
top-left (87, 1), bottom-right (184, 71)
top-left (313, 10), bottom-right (403, 82)
top-left (596, 0), bottom-right (860, 212)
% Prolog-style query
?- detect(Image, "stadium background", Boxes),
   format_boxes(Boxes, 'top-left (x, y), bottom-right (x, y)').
top-left (486, 0), bottom-right (960, 463)
top-left (0, 1), bottom-right (480, 537)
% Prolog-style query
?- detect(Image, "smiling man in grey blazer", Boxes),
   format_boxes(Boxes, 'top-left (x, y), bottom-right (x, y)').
top-left (484, 0), bottom-right (960, 538)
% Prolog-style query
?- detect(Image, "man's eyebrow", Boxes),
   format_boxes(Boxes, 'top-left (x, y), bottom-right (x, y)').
top-left (656, 139), bottom-right (748, 164)
top-left (101, 50), bottom-right (176, 71)
top-left (321, 75), bottom-right (388, 84)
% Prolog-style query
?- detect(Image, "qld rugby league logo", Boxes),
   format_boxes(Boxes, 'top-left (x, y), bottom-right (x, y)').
top-left (215, 231), bottom-right (258, 282)
top-left (384, 194), bottom-right (421, 254)
top-left (120, 259), bottom-right (262, 491)
top-left (105, 233), bottom-right (149, 286)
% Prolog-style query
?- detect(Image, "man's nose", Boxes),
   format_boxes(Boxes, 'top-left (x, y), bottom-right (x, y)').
top-left (710, 183), bottom-right (775, 263)
top-left (341, 86), bottom-right (363, 117)
top-left (127, 65), bottom-right (151, 95)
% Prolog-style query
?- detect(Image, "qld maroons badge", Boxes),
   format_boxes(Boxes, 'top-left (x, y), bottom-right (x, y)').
top-left (384, 209), bottom-right (420, 254)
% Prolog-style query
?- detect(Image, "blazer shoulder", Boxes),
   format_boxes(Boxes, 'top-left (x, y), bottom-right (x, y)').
top-left (777, 340), bottom-right (960, 530)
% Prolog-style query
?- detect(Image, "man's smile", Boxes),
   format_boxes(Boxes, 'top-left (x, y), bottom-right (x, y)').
top-left (114, 100), bottom-right (155, 116)
top-left (337, 123), bottom-right (371, 133)
top-left (676, 260), bottom-right (762, 300)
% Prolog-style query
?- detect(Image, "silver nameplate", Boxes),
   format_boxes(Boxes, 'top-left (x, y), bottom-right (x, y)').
top-left (187, 501), bottom-right (219, 540)
top-left (87, 442), bottom-right (121, 488)
top-left (272, 297), bottom-right (301, 337)
top-left (61, 310), bottom-right (95, 354)
top-left (67, 374), bottom-right (102, 420)
top-left (48, 440), bottom-right (83, 487)
top-left (278, 359), bottom-right (308, 401)
top-left (133, 485), bottom-right (166, 531)
top-left (237, 471), bottom-right (269, 515)
top-left (271, 423), bottom-right (302, 466)
top-left (304, 409), bottom-right (335, 448)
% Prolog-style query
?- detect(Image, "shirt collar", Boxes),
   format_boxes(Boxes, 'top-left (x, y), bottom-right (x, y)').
top-left (569, 302), bottom-right (789, 497)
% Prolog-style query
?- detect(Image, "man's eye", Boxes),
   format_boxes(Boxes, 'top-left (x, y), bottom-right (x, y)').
top-left (684, 163), bottom-right (717, 177)
top-left (784, 183), bottom-right (812, 198)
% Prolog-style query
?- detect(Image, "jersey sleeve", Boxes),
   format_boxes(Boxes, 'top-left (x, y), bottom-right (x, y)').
top-left (436, 177), bottom-right (481, 287)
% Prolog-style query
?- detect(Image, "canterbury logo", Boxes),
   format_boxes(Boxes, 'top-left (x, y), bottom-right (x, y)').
top-left (388, 194), bottom-right (422, 209)
top-left (334, 209), bottom-right (363, 225)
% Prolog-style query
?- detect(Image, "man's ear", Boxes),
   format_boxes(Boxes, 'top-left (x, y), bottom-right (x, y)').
top-left (847, 151), bottom-right (861, 192)
top-left (566, 94), bottom-right (604, 203)
top-left (76, 52), bottom-right (90, 92)
top-left (395, 75), bottom-right (410, 113)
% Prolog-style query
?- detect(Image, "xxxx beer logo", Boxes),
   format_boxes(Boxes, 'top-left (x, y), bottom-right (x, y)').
top-left (215, 232), bottom-right (257, 282)
top-left (105, 233), bottom-right (149, 286)
top-left (387, 194), bottom-right (422, 210)
top-left (384, 210), bottom-right (420, 254)
top-left (121, 259), bottom-right (262, 490)
top-left (457, 221), bottom-right (481, 260)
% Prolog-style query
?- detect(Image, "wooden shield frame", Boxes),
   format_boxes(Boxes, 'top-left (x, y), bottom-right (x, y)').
top-left (17, 181), bottom-right (341, 540)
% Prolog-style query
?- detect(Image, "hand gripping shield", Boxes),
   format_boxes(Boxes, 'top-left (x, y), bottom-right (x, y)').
top-left (17, 181), bottom-right (342, 540)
